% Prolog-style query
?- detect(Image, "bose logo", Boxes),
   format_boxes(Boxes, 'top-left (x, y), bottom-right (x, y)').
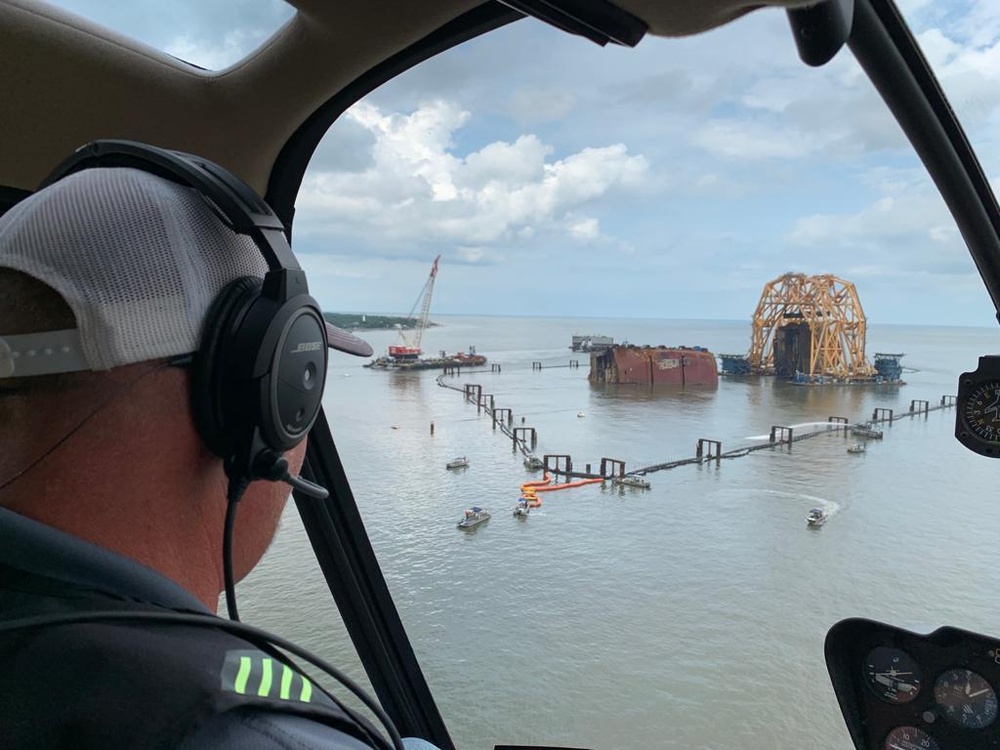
top-left (292, 342), bottom-right (323, 353)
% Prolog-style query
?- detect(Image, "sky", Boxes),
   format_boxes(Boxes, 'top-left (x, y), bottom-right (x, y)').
top-left (49, 0), bottom-right (1000, 326)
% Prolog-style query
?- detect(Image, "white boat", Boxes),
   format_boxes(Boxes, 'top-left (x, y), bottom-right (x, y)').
top-left (524, 454), bottom-right (544, 471)
top-left (577, 411), bottom-right (586, 418)
top-left (512, 499), bottom-right (530, 518)
top-left (613, 475), bottom-right (651, 489)
top-left (806, 507), bottom-right (828, 526)
top-left (446, 456), bottom-right (469, 470)
top-left (847, 443), bottom-right (866, 454)
top-left (457, 506), bottom-right (490, 529)
top-left (850, 422), bottom-right (884, 439)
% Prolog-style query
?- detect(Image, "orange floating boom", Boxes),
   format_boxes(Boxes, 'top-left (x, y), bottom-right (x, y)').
top-left (521, 474), bottom-right (552, 488)
top-left (532, 477), bottom-right (604, 492)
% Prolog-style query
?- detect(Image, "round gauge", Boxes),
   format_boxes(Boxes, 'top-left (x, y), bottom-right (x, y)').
top-left (866, 647), bottom-right (922, 704)
top-left (884, 726), bottom-right (939, 750)
top-left (934, 668), bottom-right (998, 729)
top-left (961, 381), bottom-right (1000, 443)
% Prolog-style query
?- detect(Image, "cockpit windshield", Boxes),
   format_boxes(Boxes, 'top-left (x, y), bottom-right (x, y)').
top-left (5, 1), bottom-right (1000, 749)
top-left (231, 3), bottom-right (1000, 749)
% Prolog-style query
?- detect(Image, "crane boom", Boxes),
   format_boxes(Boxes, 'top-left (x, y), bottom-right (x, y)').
top-left (413, 255), bottom-right (439, 350)
top-left (388, 255), bottom-right (441, 360)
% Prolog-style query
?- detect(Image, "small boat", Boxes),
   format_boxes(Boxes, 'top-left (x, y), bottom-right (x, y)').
top-left (524, 454), bottom-right (544, 471)
top-left (520, 489), bottom-right (542, 507)
top-left (577, 411), bottom-right (586, 418)
top-left (850, 422), bottom-right (884, 439)
top-left (806, 507), bottom-right (828, 527)
top-left (457, 506), bottom-right (490, 529)
top-left (446, 456), bottom-right (469, 470)
top-left (847, 443), bottom-right (867, 454)
top-left (512, 499), bottom-right (530, 517)
top-left (613, 475), bottom-right (651, 489)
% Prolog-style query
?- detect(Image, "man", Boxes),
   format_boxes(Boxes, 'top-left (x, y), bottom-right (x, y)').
top-left (0, 159), bottom-right (434, 750)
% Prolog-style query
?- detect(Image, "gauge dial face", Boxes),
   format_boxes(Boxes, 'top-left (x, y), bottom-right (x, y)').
top-left (884, 726), bottom-right (939, 750)
top-left (866, 647), bottom-right (922, 704)
top-left (934, 668), bottom-right (998, 729)
top-left (962, 381), bottom-right (1000, 443)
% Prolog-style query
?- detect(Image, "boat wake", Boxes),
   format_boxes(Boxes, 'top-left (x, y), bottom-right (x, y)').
top-left (744, 421), bottom-right (844, 441)
top-left (759, 489), bottom-right (842, 517)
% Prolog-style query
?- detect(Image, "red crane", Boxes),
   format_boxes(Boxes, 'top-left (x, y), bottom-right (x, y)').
top-left (388, 255), bottom-right (440, 361)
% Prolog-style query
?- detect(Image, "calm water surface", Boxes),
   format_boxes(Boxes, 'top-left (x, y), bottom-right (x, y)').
top-left (240, 316), bottom-right (1000, 750)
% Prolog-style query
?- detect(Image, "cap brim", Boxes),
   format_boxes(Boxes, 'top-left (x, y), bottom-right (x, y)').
top-left (325, 322), bottom-right (373, 357)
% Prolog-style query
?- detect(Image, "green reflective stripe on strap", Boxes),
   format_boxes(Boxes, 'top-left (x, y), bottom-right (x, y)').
top-left (222, 650), bottom-right (314, 703)
top-left (258, 658), bottom-right (274, 697)
top-left (234, 655), bottom-right (253, 695)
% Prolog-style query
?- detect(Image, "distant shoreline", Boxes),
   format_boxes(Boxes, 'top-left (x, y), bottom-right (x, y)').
top-left (322, 312), bottom-right (439, 332)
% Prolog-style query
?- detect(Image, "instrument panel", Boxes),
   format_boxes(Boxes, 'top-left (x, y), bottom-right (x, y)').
top-left (827, 619), bottom-right (1000, 749)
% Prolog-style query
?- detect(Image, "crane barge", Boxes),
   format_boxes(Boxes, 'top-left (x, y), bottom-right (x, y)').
top-left (364, 255), bottom-right (486, 371)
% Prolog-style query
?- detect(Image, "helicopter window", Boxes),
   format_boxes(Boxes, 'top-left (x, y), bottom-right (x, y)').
top-left (239, 4), bottom-right (1000, 750)
top-left (41, 0), bottom-right (295, 70)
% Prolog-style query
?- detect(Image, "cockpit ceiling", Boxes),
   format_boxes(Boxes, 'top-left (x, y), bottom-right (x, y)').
top-left (1, 0), bottom-right (811, 193)
top-left (612, 0), bottom-right (817, 36)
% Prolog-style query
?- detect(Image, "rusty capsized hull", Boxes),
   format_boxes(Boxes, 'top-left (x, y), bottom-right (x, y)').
top-left (589, 346), bottom-right (719, 386)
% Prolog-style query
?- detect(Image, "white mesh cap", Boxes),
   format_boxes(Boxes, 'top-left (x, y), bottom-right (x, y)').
top-left (0, 167), bottom-right (371, 376)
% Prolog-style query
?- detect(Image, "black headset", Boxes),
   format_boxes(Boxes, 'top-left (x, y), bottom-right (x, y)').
top-left (42, 140), bottom-right (329, 491)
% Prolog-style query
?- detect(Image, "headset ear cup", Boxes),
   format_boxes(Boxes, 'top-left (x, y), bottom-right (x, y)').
top-left (191, 277), bottom-right (262, 459)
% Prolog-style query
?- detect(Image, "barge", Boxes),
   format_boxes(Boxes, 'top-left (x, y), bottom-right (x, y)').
top-left (365, 348), bottom-right (486, 371)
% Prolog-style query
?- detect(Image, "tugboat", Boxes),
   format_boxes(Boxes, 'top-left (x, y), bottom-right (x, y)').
top-left (457, 507), bottom-right (490, 529)
top-left (613, 475), bottom-right (651, 489)
top-left (806, 507), bottom-right (828, 527)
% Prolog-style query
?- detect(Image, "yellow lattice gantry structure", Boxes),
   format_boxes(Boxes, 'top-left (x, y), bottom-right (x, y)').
top-left (747, 273), bottom-right (876, 381)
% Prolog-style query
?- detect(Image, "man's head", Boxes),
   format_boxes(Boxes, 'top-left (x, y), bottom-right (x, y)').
top-left (0, 150), bottom-right (370, 607)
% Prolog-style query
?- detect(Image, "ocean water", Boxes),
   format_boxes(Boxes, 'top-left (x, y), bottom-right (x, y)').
top-left (239, 316), bottom-right (1000, 750)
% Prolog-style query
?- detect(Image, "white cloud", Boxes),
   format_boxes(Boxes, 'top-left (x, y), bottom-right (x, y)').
top-left (508, 88), bottom-right (576, 123)
top-left (692, 119), bottom-right (819, 160)
top-left (296, 100), bottom-right (649, 257)
top-left (787, 170), bottom-right (977, 291)
top-left (455, 246), bottom-right (497, 264)
top-left (166, 30), bottom-right (266, 69)
top-left (568, 216), bottom-right (600, 240)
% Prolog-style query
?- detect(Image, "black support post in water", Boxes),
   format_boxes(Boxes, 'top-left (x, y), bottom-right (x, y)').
top-left (544, 454), bottom-right (573, 475)
top-left (513, 426), bottom-right (536, 450)
top-left (828, 416), bottom-right (849, 436)
top-left (769, 426), bottom-right (793, 445)
top-left (872, 407), bottom-right (894, 423)
top-left (600, 457), bottom-right (626, 477)
top-left (697, 439), bottom-right (722, 462)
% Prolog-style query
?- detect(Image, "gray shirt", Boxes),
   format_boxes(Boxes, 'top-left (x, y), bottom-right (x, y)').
top-left (0, 506), bottom-right (380, 750)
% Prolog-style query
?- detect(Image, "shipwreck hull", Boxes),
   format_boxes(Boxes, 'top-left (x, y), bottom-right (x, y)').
top-left (589, 346), bottom-right (718, 386)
